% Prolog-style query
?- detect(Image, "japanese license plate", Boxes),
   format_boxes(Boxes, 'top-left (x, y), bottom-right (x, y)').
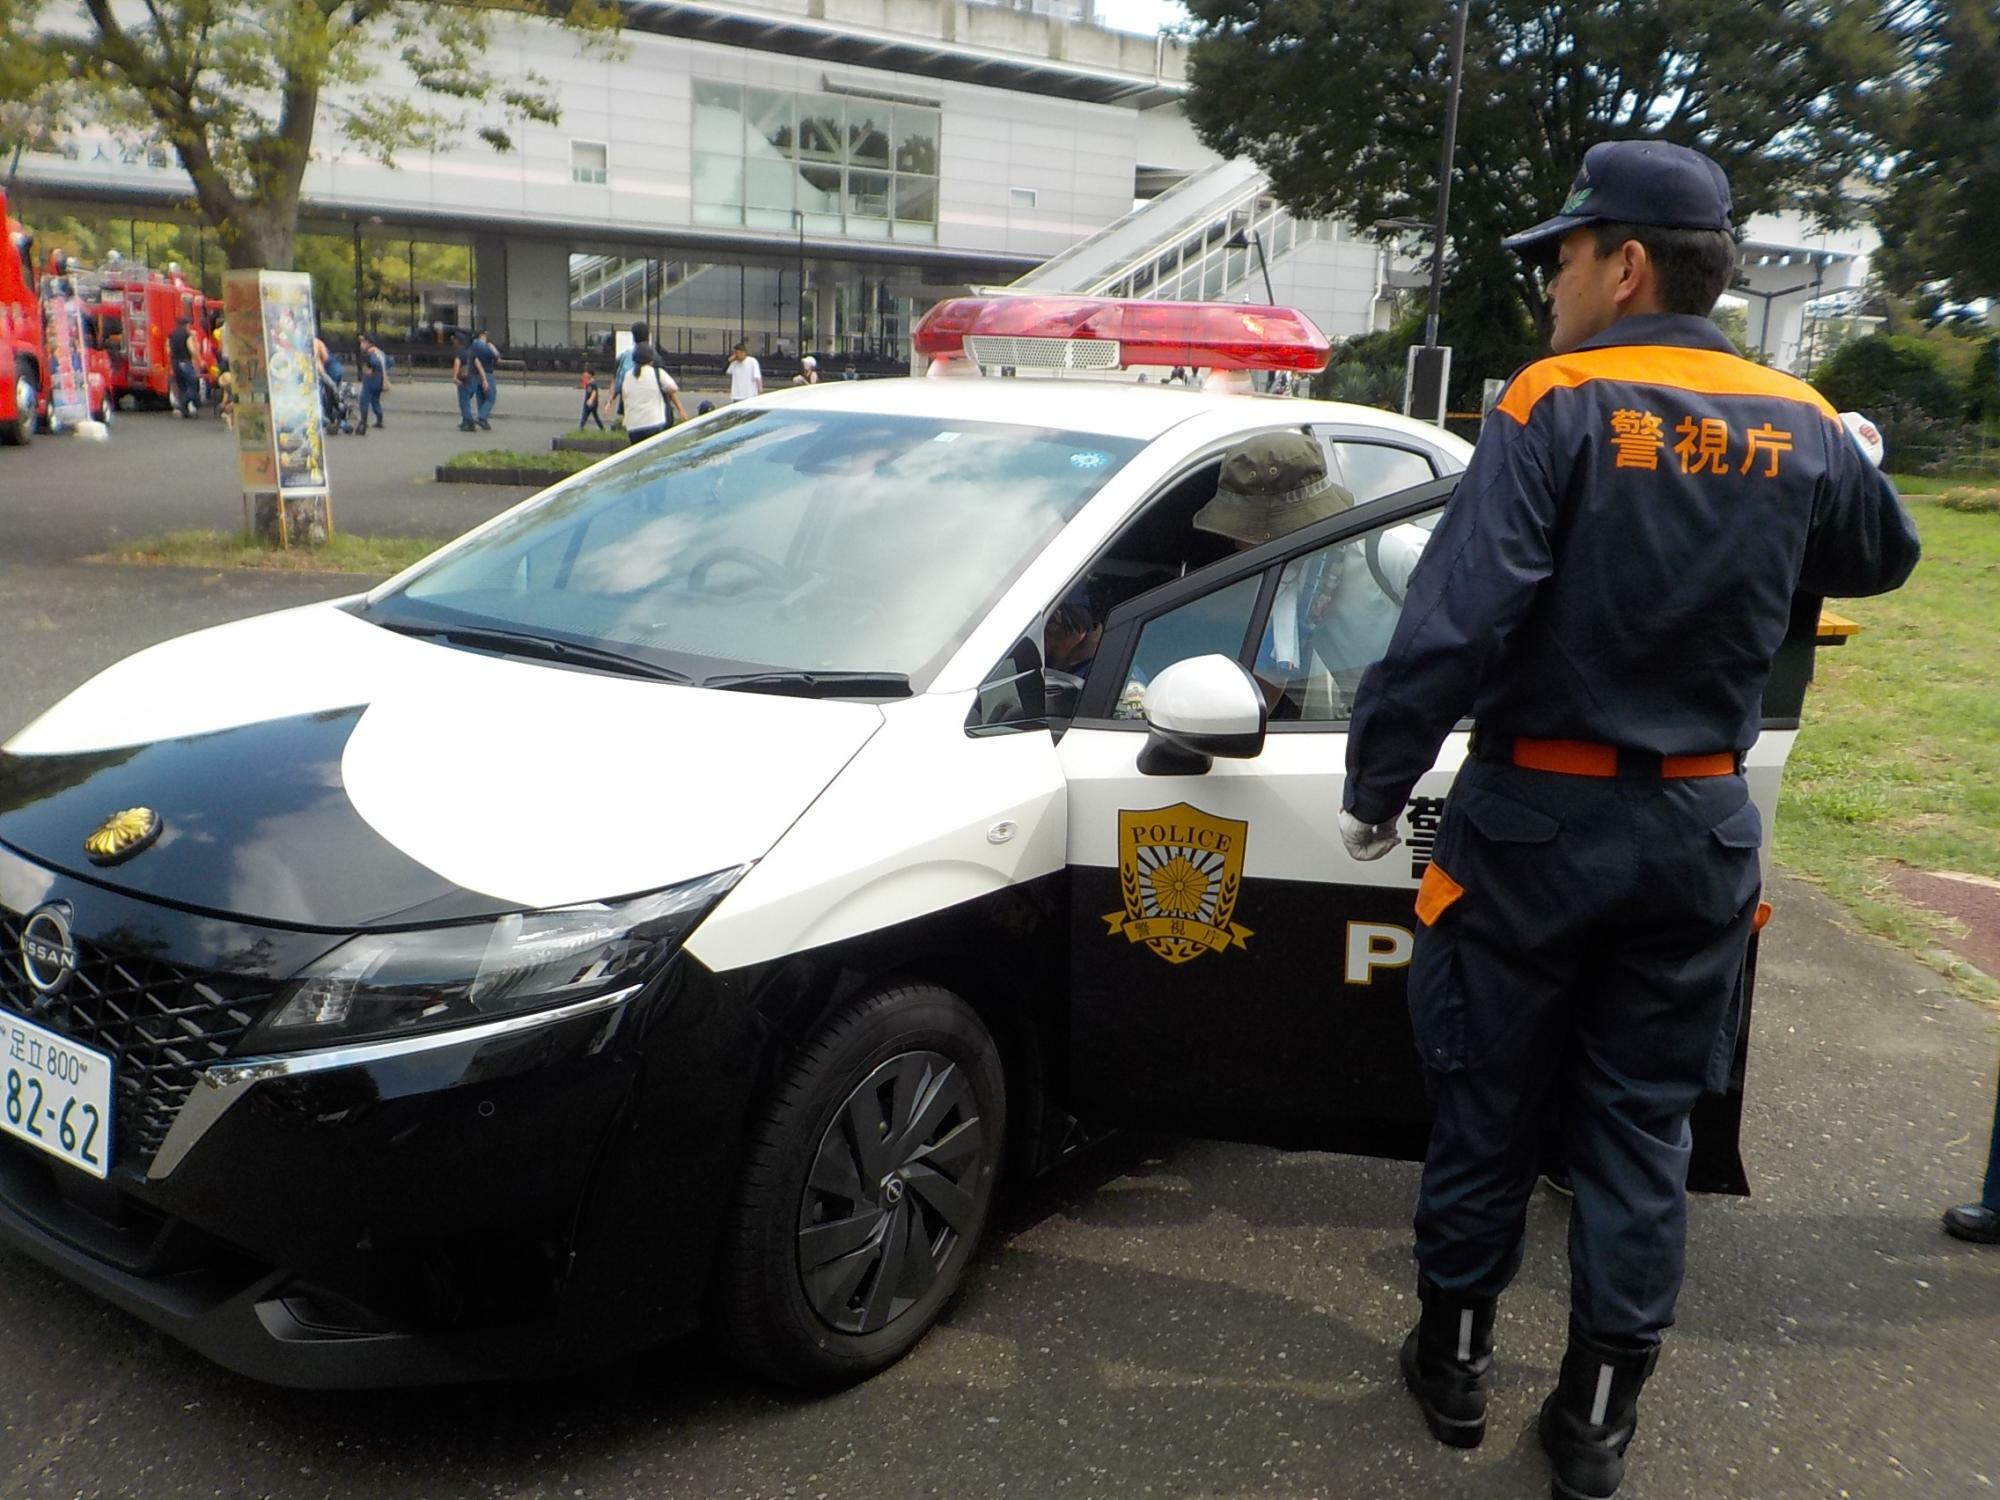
top-left (0, 1010), bottom-right (112, 1180)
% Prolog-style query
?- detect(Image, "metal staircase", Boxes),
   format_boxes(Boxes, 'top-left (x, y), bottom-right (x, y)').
top-left (1004, 157), bottom-right (1328, 304)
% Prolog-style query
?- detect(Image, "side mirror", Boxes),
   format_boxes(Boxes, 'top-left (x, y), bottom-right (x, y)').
top-left (1137, 654), bottom-right (1267, 776)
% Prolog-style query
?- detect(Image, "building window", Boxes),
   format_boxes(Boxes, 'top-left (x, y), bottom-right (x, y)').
top-left (571, 141), bottom-right (608, 185)
top-left (1009, 187), bottom-right (1038, 209)
top-left (691, 81), bottom-right (937, 242)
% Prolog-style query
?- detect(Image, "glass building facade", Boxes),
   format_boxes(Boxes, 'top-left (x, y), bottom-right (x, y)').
top-left (692, 83), bottom-right (940, 243)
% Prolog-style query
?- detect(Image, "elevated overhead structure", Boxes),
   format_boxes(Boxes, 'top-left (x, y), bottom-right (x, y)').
top-left (1729, 209), bottom-right (1877, 374)
top-left (1006, 159), bottom-right (1412, 344)
top-left (8, 0), bottom-right (1200, 360)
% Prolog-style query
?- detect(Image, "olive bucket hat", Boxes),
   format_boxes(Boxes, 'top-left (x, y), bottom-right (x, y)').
top-left (1193, 431), bottom-right (1354, 545)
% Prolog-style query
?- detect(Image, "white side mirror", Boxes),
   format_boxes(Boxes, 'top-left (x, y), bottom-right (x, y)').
top-left (1138, 654), bottom-right (1267, 775)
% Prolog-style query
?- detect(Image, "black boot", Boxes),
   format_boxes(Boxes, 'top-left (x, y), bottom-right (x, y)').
top-left (1400, 1280), bottom-right (1496, 1448)
top-left (1537, 1328), bottom-right (1660, 1499)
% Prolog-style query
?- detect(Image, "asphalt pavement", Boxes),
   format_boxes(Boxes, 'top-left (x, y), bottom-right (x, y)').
top-left (0, 401), bottom-right (1996, 1499)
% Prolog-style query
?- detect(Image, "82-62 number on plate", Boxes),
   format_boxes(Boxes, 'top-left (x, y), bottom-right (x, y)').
top-left (0, 1011), bottom-right (112, 1179)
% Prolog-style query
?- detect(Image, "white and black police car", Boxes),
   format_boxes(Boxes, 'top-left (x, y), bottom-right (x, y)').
top-left (0, 296), bottom-right (1816, 1388)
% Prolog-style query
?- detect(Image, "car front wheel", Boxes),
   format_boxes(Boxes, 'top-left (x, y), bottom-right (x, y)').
top-left (714, 982), bottom-right (1006, 1388)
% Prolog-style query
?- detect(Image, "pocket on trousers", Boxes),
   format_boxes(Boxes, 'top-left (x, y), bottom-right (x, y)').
top-left (1407, 916), bottom-right (1467, 1076)
top-left (1709, 800), bottom-right (1763, 851)
top-left (1459, 784), bottom-right (1562, 845)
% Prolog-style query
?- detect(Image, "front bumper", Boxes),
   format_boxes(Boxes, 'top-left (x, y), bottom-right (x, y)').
top-left (0, 983), bottom-right (654, 1386)
top-left (0, 845), bottom-right (745, 1386)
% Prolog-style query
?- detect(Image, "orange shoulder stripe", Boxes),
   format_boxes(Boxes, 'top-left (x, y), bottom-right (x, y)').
top-left (1496, 345), bottom-right (1838, 425)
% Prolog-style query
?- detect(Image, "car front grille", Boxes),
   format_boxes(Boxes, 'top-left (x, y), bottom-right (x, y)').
top-left (0, 906), bottom-right (276, 1170)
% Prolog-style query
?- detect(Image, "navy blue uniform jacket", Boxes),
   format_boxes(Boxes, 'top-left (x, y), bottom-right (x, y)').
top-left (1344, 314), bottom-right (1921, 825)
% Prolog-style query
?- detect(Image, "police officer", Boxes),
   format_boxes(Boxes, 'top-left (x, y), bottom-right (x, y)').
top-left (1337, 140), bottom-right (1920, 1499)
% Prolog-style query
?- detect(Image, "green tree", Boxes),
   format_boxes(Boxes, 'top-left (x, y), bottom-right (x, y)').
top-left (13, 0), bottom-right (619, 270)
top-left (0, 9), bottom-right (69, 180)
top-left (1181, 0), bottom-right (1900, 368)
top-left (1875, 4), bottom-right (2000, 308)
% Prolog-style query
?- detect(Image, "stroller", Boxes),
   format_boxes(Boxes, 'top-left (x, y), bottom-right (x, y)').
top-left (319, 366), bottom-right (358, 436)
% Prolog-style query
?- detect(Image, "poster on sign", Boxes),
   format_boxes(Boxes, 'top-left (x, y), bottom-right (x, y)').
top-left (220, 269), bottom-right (331, 548)
top-left (44, 295), bottom-right (92, 429)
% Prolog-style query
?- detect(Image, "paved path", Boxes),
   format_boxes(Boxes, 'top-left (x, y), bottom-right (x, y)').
top-left (0, 411), bottom-right (1995, 1498)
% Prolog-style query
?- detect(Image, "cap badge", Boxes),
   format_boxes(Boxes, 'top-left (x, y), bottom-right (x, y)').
top-left (84, 808), bottom-right (163, 866)
top-left (1562, 186), bottom-right (1592, 214)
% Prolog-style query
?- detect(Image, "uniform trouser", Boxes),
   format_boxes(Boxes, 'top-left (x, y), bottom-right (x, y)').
top-left (476, 380), bottom-right (497, 422)
top-left (456, 380), bottom-right (476, 425)
top-left (1408, 756), bottom-right (1763, 1347)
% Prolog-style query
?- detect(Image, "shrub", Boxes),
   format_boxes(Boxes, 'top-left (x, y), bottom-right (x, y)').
top-left (1968, 338), bottom-right (2000, 424)
top-left (1937, 485), bottom-right (2000, 513)
top-left (1813, 334), bottom-right (1962, 423)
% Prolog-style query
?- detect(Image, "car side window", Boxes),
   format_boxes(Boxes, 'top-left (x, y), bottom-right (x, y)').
top-left (1109, 573), bottom-right (1263, 719)
top-left (1259, 513), bottom-right (1440, 723)
top-left (1318, 439), bottom-right (1437, 503)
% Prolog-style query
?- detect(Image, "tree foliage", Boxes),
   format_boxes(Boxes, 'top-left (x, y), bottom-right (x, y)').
top-left (10, 0), bottom-right (620, 269)
top-left (1180, 0), bottom-right (1901, 377)
top-left (1874, 3), bottom-right (2000, 307)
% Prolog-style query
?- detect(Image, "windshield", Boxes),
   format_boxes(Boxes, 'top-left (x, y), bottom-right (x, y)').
top-left (373, 408), bottom-right (1142, 692)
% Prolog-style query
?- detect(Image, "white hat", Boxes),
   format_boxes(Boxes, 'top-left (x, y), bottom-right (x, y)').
top-left (802, 355), bottom-right (817, 368)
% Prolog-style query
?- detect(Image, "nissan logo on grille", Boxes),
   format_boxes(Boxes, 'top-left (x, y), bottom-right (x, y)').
top-left (19, 905), bottom-right (78, 1000)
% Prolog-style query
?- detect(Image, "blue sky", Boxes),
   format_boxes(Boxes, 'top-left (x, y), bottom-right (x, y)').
top-left (1090, 0), bottom-right (1190, 37)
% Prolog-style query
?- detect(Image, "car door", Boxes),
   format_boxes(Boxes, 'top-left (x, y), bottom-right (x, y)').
top-left (1057, 473), bottom-right (1767, 1194)
top-left (1058, 478), bottom-right (1459, 1167)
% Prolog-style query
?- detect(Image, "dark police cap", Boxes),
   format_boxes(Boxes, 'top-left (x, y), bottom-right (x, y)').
top-left (1502, 140), bottom-right (1733, 259)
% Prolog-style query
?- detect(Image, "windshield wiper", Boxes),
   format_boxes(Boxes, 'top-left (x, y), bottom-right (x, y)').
top-left (375, 620), bottom-right (694, 684)
top-left (703, 670), bottom-right (912, 699)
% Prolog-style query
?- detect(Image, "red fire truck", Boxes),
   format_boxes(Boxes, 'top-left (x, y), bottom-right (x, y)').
top-left (97, 259), bottom-right (212, 408)
top-left (1, 186), bottom-right (46, 446)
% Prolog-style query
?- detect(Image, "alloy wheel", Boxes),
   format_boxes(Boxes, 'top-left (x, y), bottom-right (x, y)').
top-left (796, 1050), bottom-right (992, 1335)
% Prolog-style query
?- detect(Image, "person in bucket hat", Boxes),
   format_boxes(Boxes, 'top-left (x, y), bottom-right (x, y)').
top-left (1193, 431), bottom-right (1353, 547)
top-left (1339, 139), bottom-right (1919, 1500)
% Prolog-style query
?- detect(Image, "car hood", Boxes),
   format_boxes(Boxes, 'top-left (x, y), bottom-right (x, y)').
top-left (0, 603), bottom-right (883, 929)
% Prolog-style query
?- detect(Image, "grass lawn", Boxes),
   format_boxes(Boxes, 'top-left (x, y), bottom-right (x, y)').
top-left (1778, 489), bottom-right (2000, 995)
top-left (439, 447), bottom-right (598, 478)
top-left (102, 530), bottom-right (448, 575)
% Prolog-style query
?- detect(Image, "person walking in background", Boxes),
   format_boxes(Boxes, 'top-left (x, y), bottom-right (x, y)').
top-left (613, 320), bottom-right (646, 427)
top-left (619, 345), bottom-right (686, 445)
top-left (792, 355), bottom-right (819, 386)
top-left (356, 334), bottom-right (389, 435)
top-left (1943, 1066), bottom-right (2000, 1244)
top-left (469, 328), bottom-right (499, 429)
top-left (167, 317), bottom-right (199, 419)
top-left (727, 340), bottom-right (763, 402)
top-left (451, 334), bottom-right (478, 431)
top-left (579, 365), bottom-right (605, 430)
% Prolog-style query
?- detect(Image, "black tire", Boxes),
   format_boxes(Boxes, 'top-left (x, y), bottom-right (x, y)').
top-left (714, 983), bottom-right (1006, 1389)
top-left (1, 363), bottom-right (36, 447)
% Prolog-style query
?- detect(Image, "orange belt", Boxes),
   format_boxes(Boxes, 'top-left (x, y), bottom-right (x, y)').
top-left (1510, 738), bottom-right (1738, 780)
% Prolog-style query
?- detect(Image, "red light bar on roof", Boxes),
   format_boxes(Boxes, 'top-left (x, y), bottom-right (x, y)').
top-left (913, 295), bottom-right (1331, 374)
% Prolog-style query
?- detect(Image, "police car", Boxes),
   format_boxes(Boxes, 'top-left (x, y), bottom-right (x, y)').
top-left (0, 297), bottom-right (1807, 1389)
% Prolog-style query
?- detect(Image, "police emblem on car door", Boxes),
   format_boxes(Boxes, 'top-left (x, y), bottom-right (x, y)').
top-left (1103, 804), bottom-right (1253, 965)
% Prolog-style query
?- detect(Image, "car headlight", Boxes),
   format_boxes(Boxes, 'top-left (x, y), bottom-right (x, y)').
top-left (241, 865), bottom-right (749, 1052)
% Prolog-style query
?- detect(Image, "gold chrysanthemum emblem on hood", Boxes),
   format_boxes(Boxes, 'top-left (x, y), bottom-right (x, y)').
top-left (84, 808), bottom-right (162, 865)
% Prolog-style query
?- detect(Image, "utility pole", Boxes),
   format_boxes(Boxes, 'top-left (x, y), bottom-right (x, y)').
top-left (1406, 0), bottom-right (1467, 426)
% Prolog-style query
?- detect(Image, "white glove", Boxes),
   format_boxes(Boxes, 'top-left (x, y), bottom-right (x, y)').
top-left (1339, 808), bottom-right (1402, 862)
top-left (1839, 411), bottom-right (1885, 469)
